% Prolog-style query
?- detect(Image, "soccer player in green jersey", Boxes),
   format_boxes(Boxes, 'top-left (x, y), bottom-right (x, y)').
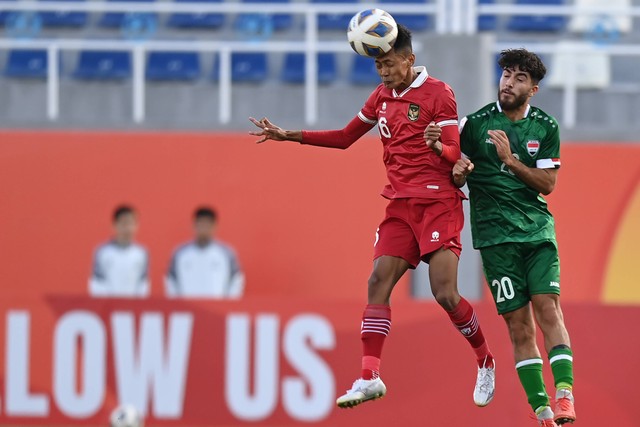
top-left (451, 49), bottom-right (575, 427)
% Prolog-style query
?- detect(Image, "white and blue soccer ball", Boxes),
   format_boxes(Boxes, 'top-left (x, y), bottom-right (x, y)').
top-left (109, 404), bottom-right (143, 427)
top-left (347, 8), bottom-right (398, 57)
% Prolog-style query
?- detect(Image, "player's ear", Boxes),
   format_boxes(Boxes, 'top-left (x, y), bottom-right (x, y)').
top-left (530, 84), bottom-right (539, 97)
top-left (407, 53), bottom-right (416, 66)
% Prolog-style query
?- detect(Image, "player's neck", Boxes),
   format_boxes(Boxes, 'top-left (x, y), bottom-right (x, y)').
top-left (501, 103), bottom-right (529, 122)
top-left (396, 68), bottom-right (417, 93)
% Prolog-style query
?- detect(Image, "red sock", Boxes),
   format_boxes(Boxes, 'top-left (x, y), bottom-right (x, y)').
top-left (360, 304), bottom-right (391, 380)
top-left (447, 297), bottom-right (493, 368)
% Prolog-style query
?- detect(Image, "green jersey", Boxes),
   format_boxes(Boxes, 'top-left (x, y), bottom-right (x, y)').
top-left (460, 102), bottom-right (561, 249)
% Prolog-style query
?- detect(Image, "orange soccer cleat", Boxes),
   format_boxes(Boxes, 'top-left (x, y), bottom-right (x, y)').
top-left (554, 394), bottom-right (576, 425)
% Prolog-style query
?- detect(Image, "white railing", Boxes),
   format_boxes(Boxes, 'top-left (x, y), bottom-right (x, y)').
top-left (0, 1), bottom-right (639, 128)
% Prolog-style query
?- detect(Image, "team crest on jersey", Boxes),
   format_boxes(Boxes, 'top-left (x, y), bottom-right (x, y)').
top-left (527, 140), bottom-right (540, 156)
top-left (408, 104), bottom-right (420, 121)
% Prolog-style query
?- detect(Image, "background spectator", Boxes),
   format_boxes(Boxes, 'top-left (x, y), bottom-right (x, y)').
top-left (165, 206), bottom-right (244, 299)
top-left (89, 205), bottom-right (150, 297)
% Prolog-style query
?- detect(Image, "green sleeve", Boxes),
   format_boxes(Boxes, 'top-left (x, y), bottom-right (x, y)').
top-left (536, 122), bottom-right (561, 168)
top-left (459, 116), bottom-right (475, 158)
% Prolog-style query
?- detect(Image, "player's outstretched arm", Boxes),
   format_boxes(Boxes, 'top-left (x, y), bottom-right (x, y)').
top-left (249, 117), bottom-right (302, 143)
top-left (452, 158), bottom-right (474, 188)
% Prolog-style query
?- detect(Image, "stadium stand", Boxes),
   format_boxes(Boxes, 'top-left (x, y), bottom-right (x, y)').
top-left (381, 0), bottom-right (432, 31)
top-left (280, 52), bottom-right (337, 83)
top-left (506, 0), bottom-right (568, 32)
top-left (146, 51), bottom-right (201, 81)
top-left (350, 54), bottom-right (380, 85)
top-left (313, 0), bottom-right (356, 30)
top-left (73, 51), bottom-right (132, 79)
top-left (212, 52), bottom-right (269, 82)
top-left (4, 49), bottom-right (49, 78)
top-left (39, 0), bottom-right (89, 28)
top-left (98, 0), bottom-right (156, 28)
top-left (166, 0), bottom-right (226, 29)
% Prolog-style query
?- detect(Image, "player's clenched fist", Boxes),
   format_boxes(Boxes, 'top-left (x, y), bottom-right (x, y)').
top-left (424, 121), bottom-right (443, 155)
top-left (452, 158), bottom-right (474, 187)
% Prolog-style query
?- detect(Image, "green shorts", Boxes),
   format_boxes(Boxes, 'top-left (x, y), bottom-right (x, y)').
top-left (479, 240), bottom-right (560, 315)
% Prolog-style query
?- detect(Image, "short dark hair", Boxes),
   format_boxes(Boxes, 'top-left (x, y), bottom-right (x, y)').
top-left (498, 48), bottom-right (547, 84)
top-left (391, 24), bottom-right (413, 56)
top-left (113, 205), bottom-right (136, 222)
top-left (194, 206), bottom-right (217, 222)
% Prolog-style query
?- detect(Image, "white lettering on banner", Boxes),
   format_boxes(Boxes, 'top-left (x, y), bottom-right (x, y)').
top-left (282, 314), bottom-right (335, 421)
top-left (53, 311), bottom-right (106, 417)
top-left (225, 314), bottom-right (279, 421)
top-left (5, 311), bottom-right (49, 416)
top-left (111, 312), bottom-right (193, 418)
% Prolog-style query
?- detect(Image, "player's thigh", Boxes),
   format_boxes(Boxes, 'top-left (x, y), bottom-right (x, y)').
top-left (413, 196), bottom-right (464, 262)
top-left (374, 200), bottom-right (421, 268)
top-left (525, 240), bottom-right (561, 297)
top-left (480, 243), bottom-right (530, 315)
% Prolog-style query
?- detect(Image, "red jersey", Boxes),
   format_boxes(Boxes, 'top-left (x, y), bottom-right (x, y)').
top-left (359, 67), bottom-right (463, 199)
top-left (300, 66), bottom-right (464, 200)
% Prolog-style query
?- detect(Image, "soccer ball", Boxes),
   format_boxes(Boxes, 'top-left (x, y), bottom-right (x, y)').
top-left (347, 9), bottom-right (398, 57)
top-left (109, 404), bottom-right (143, 427)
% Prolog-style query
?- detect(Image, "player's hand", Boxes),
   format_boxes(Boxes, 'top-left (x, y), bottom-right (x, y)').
top-left (488, 129), bottom-right (514, 164)
top-left (424, 121), bottom-right (443, 155)
top-left (452, 158), bottom-right (474, 179)
top-left (249, 117), bottom-right (288, 143)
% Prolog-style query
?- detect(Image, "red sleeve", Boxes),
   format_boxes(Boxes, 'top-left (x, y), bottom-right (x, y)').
top-left (439, 125), bottom-right (461, 164)
top-left (301, 115), bottom-right (374, 149)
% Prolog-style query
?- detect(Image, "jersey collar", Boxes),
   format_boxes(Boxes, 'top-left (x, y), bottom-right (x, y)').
top-left (393, 66), bottom-right (428, 98)
top-left (496, 101), bottom-right (531, 118)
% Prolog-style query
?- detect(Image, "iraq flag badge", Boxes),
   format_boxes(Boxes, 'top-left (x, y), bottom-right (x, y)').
top-left (527, 140), bottom-right (540, 156)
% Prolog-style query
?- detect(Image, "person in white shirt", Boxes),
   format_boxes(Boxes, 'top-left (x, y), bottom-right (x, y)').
top-left (89, 205), bottom-right (150, 298)
top-left (165, 207), bottom-right (244, 299)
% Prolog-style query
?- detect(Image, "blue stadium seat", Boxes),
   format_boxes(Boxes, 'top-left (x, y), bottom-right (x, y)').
top-left (146, 52), bottom-right (201, 81)
top-left (477, 0), bottom-right (498, 31)
top-left (212, 53), bottom-right (268, 83)
top-left (0, 0), bottom-right (17, 26)
top-left (506, 0), bottom-right (567, 32)
top-left (39, 0), bottom-right (88, 28)
top-left (98, 0), bottom-right (155, 28)
top-left (281, 52), bottom-right (337, 84)
top-left (166, 0), bottom-right (224, 29)
top-left (381, 0), bottom-right (432, 31)
top-left (240, 0), bottom-right (292, 31)
top-left (350, 55), bottom-right (381, 86)
top-left (4, 49), bottom-right (49, 78)
top-left (73, 51), bottom-right (132, 79)
top-left (313, 0), bottom-right (355, 30)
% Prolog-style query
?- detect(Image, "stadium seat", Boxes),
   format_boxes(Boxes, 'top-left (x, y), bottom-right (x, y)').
top-left (166, 0), bottom-right (225, 29)
top-left (39, 0), bottom-right (88, 28)
top-left (506, 0), bottom-right (567, 32)
top-left (477, 0), bottom-right (498, 31)
top-left (146, 52), bottom-right (201, 81)
top-left (98, 0), bottom-right (155, 28)
top-left (280, 52), bottom-right (337, 84)
top-left (313, 0), bottom-right (355, 30)
top-left (212, 53), bottom-right (268, 83)
top-left (380, 0), bottom-right (432, 32)
top-left (350, 55), bottom-right (381, 86)
top-left (73, 51), bottom-right (132, 80)
top-left (239, 0), bottom-right (293, 31)
top-left (4, 49), bottom-right (49, 78)
top-left (0, 0), bottom-right (17, 26)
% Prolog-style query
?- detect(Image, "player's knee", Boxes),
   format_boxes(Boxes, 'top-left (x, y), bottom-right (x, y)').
top-left (432, 288), bottom-right (459, 311)
top-left (507, 318), bottom-right (536, 348)
top-left (367, 272), bottom-right (392, 299)
top-left (535, 302), bottom-right (564, 331)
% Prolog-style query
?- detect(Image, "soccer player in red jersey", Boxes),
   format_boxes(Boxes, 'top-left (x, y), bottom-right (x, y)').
top-left (249, 25), bottom-right (496, 408)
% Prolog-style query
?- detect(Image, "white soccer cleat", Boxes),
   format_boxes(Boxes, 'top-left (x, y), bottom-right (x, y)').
top-left (336, 377), bottom-right (387, 408)
top-left (474, 359), bottom-right (496, 407)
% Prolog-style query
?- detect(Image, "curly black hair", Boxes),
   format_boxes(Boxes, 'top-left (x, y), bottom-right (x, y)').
top-left (498, 48), bottom-right (547, 84)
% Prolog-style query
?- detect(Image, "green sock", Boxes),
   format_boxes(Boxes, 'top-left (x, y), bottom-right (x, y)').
top-left (516, 358), bottom-right (550, 413)
top-left (549, 345), bottom-right (574, 392)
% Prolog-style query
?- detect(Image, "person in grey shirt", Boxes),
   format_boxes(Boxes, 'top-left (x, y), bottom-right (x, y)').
top-left (165, 207), bottom-right (244, 299)
top-left (90, 205), bottom-right (149, 298)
